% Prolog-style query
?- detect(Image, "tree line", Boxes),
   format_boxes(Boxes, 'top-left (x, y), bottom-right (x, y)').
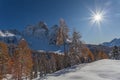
top-left (0, 39), bottom-right (33, 80)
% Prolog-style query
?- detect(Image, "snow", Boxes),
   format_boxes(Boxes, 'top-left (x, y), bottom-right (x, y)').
top-left (0, 30), bottom-right (6, 37)
top-left (5, 31), bottom-right (15, 37)
top-left (0, 30), bottom-right (15, 37)
top-left (66, 38), bottom-right (72, 43)
top-left (3, 74), bottom-right (12, 80)
top-left (53, 50), bottom-right (63, 54)
top-left (39, 59), bottom-right (120, 80)
top-left (37, 50), bottom-right (63, 54)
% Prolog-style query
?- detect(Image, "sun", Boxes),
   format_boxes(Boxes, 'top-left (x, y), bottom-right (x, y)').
top-left (89, 8), bottom-right (106, 26)
top-left (94, 13), bottom-right (102, 21)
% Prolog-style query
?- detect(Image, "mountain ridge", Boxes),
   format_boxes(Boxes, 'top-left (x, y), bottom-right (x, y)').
top-left (101, 38), bottom-right (120, 47)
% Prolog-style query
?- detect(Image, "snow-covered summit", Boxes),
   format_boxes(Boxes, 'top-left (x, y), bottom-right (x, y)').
top-left (0, 30), bottom-right (16, 37)
top-left (0, 30), bottom-right (22, 44)
top-left (102, 38), bottom-right (120, 47)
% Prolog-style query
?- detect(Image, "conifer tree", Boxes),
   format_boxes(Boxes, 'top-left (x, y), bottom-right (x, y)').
top-left (81, 46), bottom-right (94, 63)
top-left (56, 18), bottom-right (69, 53)
top-left (85, 47), bottom-right (94, 62)
top-left (13, 39), bottom-right (33, 80)
top-left (0, 42), bottom-right (11, 79)
top-left (98, 51), bottom-right (108, 60)
top-left (56, 19), bottom-right (69, 68)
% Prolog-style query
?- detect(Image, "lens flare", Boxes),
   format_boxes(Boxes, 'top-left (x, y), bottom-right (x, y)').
top-left (89, 8), bottom-right (106, 26)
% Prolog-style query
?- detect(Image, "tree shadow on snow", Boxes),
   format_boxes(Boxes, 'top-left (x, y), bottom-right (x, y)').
top-left (48, 64), bottom-right (86, 77)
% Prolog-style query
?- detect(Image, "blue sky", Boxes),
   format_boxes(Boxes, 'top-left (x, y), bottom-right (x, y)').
top-left (0, 0), bottom-right (120, 44)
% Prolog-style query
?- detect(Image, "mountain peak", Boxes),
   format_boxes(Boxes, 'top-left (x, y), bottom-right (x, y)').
top-left (102, 38), bottom-right (120, 47)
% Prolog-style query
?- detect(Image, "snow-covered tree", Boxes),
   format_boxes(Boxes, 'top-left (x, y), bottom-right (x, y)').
top-left (56, 18), bottom-right (69, 53)
top-left (70, 30), bottom-right (82, 54)
top-left (69, 30), bottom-right (82, 65)
top-left (56, 19), bottom-right (70, 68)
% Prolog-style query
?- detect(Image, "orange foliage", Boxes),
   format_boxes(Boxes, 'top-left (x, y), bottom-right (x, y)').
top-left (98, 51), bottom-right (108, 60)
top-left (81, 45), bottom-right (94, 62)
top-left (0, 42), bottom-right (11, 79)
top-left (13, 39), bottom-right (33, 79)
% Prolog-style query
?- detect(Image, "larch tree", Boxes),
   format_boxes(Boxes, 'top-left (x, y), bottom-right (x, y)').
top-left (98, 51), bottom-right (108, 60)
top-left (50, 53), bottom-right (57, 72)
top-left (40, 53), bottom-right (47, 76)
top-left (56, 18), bottom-right (69, 68)
top-left (85, 48), bottom-right (94, 62)
top-left (13, 39), bottom-right (33, 80)
top-left (102, 51), bottom-right (109, 59)
top-left (13, 47), bottom-right (21, 80)
top-left (56, 18), bottom-right (69, 53)
top-left (0, 42), bottom-right (11, 79)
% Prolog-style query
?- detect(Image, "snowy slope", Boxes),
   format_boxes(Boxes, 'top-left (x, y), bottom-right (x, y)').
top-left (40, 59), bottom-right (120, 80)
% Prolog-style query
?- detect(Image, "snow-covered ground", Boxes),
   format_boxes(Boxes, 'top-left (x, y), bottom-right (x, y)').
top-left (39, 59), bottom-right (120, 80)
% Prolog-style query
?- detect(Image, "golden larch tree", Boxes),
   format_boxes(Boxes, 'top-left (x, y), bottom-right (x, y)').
top-left (13, 39), bottom-right (33, 80)
top-left (0, 42), bottom-right (11, 79)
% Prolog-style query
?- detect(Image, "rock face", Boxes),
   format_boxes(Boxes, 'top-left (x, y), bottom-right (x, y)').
top-left (23, 22), bottom-right (63, 51)
top-left (0, 22), bottom-right (65, 51)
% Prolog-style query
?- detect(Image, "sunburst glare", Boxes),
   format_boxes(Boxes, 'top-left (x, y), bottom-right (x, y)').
top-left (89, 8), bottom-right (106, 27)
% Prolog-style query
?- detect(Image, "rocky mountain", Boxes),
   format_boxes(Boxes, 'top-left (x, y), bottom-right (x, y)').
top-left (102, 38), bottom-right (120, 47)
top-left (23, 21), bottom-right (64, 51)
top-left (0, 22), bottom-right (65, 52)
top-left (0, 30), bottom-right (22, 44)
